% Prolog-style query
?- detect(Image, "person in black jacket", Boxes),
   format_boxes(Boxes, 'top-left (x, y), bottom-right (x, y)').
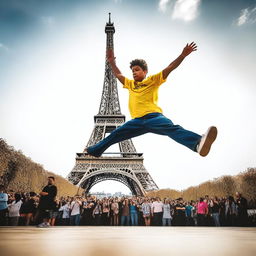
top-left (37, 176), bottom-right (57, 228)
top-left (236, 192), bottom-right (248, 226)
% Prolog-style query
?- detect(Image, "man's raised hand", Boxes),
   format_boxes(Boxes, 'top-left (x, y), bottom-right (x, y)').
top-left (162, 42), bottom-right (197, 79)
top-left (106, 48), bottom-right (125, 85)
top-left (181, 42), bottom-right (197, 57)
top-left (107, 48), bottom-right (116, 63)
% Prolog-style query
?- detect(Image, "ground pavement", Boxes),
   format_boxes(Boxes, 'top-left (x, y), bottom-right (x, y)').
top-left (0, 227), bottom-right (256, 256)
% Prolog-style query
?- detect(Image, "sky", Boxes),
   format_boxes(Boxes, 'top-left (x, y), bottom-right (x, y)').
top-left (1, 0), bottom-right (256, 194)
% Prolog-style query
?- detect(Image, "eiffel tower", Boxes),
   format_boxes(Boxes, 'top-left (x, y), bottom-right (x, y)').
top-left (67, 14), bottom-right (158, 196)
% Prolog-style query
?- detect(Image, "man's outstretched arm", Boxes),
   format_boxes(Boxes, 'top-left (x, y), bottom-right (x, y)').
top-left (162, 42), bottom-right (197, 80)
top-left (107, 49), bottom-right (125, 85)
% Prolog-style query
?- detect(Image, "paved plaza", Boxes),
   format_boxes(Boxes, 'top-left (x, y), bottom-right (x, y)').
top-left (0, 227), bottom-right (256, 256)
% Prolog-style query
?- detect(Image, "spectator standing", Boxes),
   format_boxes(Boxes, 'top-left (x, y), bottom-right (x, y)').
top-left (101, 198), bottom-right (110, 226)
top-left (191, 201), bottom-right (197, 226)
top-left (151, 197), bottom-right (163, 226)
top-left (219, 197), bottom-right (226, 226)
top-left (83, 201), bottom-right (95, 226)
top-left (236, 192), bottom-right (248, 227)
top-left (130, 200), bottom-right (138, 226)
top-left (20, 192), bottom-right (37, 226)
top-left (209, 197), bottom-right (220, 227)
top-left (111, 198), bottom-right (119, 226)
top-left (204, 196), bottom-right (212, 226)
top-left (92, 199), bottom-right (102, 225)
top-left (162, 199), bottom-right (172, 226)
top-left (70, 196), bottom-right (82, 226)
top-left (8, 193), bottom-right (23, 226)
top-left (137, 198), bottom-right (144, 226)
top-left (174, 198), bottom-right (186, 226)
top-left (121, 198), bottom-right (130, 226)
top-left (59, 201), bottom-right (70, 225)
top-left (0, 185), bottom-right (8, 226)
top-left (196, 197), bottom-right (208, 226)
top-left (185, 201), bottom-right (194, 226)
top-left (37, 176), bottom-right (57, 228)
top-left (225, 196), bottom-right (237, 226)
top-left (80, 199), bottom-right (88, 225)
top-left (141, 198), bottom-right (151, 226)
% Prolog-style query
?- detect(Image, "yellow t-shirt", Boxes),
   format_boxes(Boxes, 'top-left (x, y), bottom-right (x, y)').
top-left (123, 71), bottom-right (167, 119)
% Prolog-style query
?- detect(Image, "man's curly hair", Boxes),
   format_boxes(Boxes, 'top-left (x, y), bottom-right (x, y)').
top-left (130, 59), bottom-right (148, 71)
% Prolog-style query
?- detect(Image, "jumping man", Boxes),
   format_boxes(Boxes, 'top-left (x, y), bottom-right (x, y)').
top-left (85, 42), bottom-right (217, 157)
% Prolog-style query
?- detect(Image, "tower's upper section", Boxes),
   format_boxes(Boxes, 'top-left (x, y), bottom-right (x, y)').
top-left (105, 13), bottom-right (115, 33)
top-left (105, 13), bottom-right (115, 50)
top-left (97, 13), bottom-right (122, 116)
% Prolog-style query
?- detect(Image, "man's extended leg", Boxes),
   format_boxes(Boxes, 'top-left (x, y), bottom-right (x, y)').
top-left (145, 114), bottom-right (202, 151)
top-left (87, 118), bottom-right (147, 157)
top-left (146, 114), bottom-right (217, 156)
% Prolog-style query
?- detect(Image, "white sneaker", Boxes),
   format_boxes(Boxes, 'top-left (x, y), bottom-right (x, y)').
top-left (37, 222), bottom-right (50, 228)
top-left (197, 126), bottom-right (217, 157)
top-left (83, 148), bottom-right (91, 156)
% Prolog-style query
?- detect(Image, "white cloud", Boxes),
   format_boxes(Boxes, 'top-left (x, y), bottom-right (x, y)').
top-left (237, 9), bottom-right (249, 26)
top-left (158, 0), bottom-right (201, 22)
top-left (40, 16), bottom-right (55, 26)
top-left (236, 6), bottom-right (256, 26)
top-left (172, 0), bottom-right (201, 22)
top-left (159, 0), bottom-right (170, 13)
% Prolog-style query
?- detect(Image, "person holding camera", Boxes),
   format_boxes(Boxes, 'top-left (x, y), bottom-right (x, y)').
top-left (70, 196), bottom-right (82, 226)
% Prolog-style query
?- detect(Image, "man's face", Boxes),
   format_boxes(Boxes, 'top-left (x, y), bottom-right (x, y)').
top-left (48, 178), bottom-right (54, 185)
top-left (131, 65), bottom-right (147, 82)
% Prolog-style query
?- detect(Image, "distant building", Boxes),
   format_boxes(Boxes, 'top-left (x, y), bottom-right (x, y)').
top-left (89, 191), bottom-right (112, 198)
top-left (113, 191), bottom-right (132, 197)
top-left (89, 191), bottom-right (132, 198)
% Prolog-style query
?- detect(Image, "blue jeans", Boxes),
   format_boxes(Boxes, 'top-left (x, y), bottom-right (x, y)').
top-left (88, 113), bottom-right (201, 157)
top-left (121, 215), bottom-right (130, 226)
top-left (130, 212), bottom-right (138, 226)
top-left (70, 214), bottom-right (80, 226)
top-left (212, 213), bottom-right (220, 227)
top-left (162, 218), bottom-right (172, 226)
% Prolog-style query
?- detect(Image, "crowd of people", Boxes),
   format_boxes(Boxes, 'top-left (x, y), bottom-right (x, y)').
top-left (0, 177), bottom-right (253, 228)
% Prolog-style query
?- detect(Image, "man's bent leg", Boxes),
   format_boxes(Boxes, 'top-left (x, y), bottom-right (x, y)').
top-left (87, 118), bottom-right (146, 157)
top-left (146, 114), bottom-right (201, 151)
